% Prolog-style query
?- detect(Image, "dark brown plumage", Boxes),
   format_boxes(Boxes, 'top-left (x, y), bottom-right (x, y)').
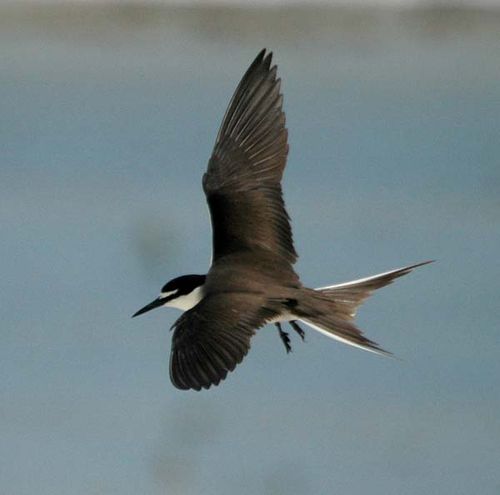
top-left (170, 50), bottom-right (304, 390)
top-left (203, 49), bottom-right (295, 264)
top-left (151, 50), bottom-right (431, 391)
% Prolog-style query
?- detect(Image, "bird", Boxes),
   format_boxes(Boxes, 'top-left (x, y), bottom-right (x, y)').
top-left (132, 49), bottom-right (432, 391)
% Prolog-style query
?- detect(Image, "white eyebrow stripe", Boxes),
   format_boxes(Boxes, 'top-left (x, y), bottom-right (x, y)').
top-left (159, 289), bottom-right (178, 299)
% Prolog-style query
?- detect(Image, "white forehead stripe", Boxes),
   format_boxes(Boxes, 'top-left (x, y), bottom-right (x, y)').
top-left (159, 289), bottom-right (178, 299)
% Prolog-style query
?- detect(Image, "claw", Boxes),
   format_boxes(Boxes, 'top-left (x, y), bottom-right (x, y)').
top-left (275, 322), bottom-right (292, 353)
top-left (289, 320), bottom-right (305, 341)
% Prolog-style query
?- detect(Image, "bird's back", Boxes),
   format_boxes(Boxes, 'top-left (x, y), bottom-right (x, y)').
top-left (204, 250), bottom-right (302, 298)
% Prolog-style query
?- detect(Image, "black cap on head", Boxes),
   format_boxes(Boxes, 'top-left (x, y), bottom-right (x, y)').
top-left (161, 274), bottom-right (206, 296)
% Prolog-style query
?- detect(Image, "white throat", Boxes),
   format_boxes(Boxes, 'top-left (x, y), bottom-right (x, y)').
top-left (163, 285), bottom-right (204, 311)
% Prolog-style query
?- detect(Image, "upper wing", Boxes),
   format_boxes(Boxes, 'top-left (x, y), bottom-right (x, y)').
top-left (169, 291), bottom-right (277, 391)
top-left (203, 49), bottom-right (297, 264)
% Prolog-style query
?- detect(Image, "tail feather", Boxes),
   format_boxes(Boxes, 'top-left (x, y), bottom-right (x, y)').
top-left (316, 260), bottom-right (433, 320)
top-left (299, 261), bottom-right (433, 355)
top-left (300, 317), bottom-right (390, 356)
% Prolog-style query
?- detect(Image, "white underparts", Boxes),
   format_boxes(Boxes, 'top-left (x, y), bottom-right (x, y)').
top-left (267, 312), bottom-right (292, 324)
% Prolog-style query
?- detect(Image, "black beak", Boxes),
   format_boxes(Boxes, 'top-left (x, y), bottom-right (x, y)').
top-left (132, 297), bottom-right (164, 318)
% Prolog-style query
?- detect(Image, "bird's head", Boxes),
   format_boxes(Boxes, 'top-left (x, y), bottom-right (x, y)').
top-left (132, 274), bottom-right (206, 317)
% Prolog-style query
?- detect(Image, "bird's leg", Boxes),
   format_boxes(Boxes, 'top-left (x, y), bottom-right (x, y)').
top-left (289, 320), bottom-right (306, 341)
top-left (275, 322), bottom-right (292, 354)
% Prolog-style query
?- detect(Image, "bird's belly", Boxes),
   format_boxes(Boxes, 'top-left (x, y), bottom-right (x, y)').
top-left (267, 312), bottom-right (293, 324)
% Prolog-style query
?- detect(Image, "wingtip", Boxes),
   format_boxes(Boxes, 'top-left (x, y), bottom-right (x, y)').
top-left (263, 51), bottom-right (273, 70)
top-left (255, 48), bottom-right (268, 64)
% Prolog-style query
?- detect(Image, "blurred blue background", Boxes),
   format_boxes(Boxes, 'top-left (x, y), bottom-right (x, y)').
top-left (1, 2), bottom-right (500, 494)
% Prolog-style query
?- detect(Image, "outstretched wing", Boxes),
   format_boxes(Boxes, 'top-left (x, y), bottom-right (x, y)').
top-left (203, 49), bottom-right (297, 264)
top-left (169, 292), bottom-right (277, 391)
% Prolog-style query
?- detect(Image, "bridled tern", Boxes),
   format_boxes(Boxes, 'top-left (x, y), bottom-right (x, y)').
top-left (133, 49), bottom-right (431, 391)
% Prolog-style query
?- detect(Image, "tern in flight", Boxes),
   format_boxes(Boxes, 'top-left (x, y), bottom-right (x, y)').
top-left (133, 50), bottom-right (431, 391)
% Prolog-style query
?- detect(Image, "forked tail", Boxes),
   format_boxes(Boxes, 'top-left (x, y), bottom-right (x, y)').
top-left (298, 261), bottom-right (433, 355)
